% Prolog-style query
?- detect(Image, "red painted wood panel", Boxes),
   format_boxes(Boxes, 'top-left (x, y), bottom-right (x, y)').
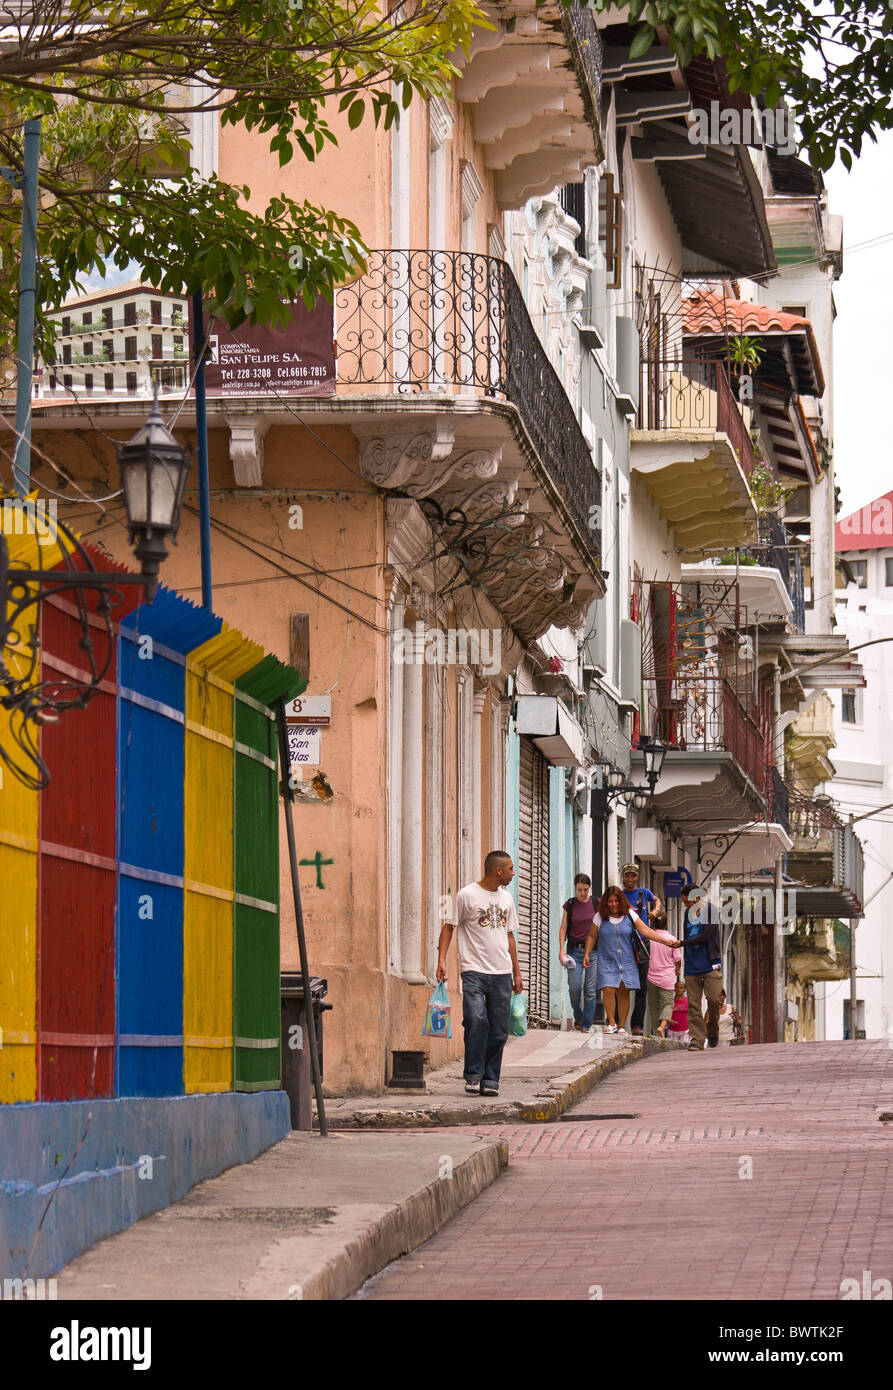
top-left (38, 591), bottom-right (122, 1099)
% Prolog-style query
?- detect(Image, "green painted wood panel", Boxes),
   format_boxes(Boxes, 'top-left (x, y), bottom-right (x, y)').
top-left (232, 684), bottom-right (280, 1091)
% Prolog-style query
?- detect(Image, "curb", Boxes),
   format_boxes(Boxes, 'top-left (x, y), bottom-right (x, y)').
top-left (299, 1139), bottom-right (509, 1300)
top-left (319, 1037), bottom-right (682, 1130)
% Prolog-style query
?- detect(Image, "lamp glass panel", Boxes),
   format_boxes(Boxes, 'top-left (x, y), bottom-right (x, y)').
top-left (121, 459), bottom-right (148, 525)
top-left (147, 457), bottom-right (180, 530)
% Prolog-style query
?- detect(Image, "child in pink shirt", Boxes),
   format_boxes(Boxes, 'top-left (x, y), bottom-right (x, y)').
top-left (667, 980), bottom-right (690, 1044)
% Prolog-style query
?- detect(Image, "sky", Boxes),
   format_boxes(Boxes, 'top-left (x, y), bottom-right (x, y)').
top-left (825, 131), bottom-right (893, 518)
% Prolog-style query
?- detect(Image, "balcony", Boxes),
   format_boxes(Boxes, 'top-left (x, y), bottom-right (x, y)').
top-left (333, 249), bottom-right (605, 639)
top-left (754, 515), bottom-right (806, 631)
top-left (630, 577), bottom-right (768, 835)
top-left (456, 1), bottom-right (603, 205)
top-left (787, 918), bottom-right (851, 982)
top-left (786, 795), bottom-right (864, 919)
top-left (631, 358), bottom-right (757, 556)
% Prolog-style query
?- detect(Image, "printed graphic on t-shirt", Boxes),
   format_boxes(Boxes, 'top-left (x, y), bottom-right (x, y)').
top-left (477, 904), bottom-right (510, 932)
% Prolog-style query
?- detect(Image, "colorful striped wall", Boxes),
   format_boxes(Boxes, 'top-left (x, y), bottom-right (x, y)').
top-left (0, 534), bottom-right (303, 1104)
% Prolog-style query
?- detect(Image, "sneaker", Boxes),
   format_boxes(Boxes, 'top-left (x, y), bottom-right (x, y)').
top-left (617, 1027), bottom-right (629, 1036)
top-left (464, 1080), bottom-right (481, 1094)
top-left (605, 1023), bottom-right (618, 1034)
top-left (480, 1085), bottom-right (499, 1097)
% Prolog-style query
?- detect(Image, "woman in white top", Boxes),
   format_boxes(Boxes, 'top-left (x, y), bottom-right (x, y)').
top-left (716, 989), bottom-right (742, 1044)
top-left (582, 885), bottom-right (679, 1035)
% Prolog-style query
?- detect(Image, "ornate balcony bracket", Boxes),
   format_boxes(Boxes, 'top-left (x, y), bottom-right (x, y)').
top-left (365, 426), bottom-right (597, 641)
top-left (227, 416), bottom-right (271, 487)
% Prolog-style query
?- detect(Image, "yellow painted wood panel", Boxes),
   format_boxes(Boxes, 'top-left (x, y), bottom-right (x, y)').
top-left (183, 889), bottom-right (233, 1093)
top-left (185, 730), bottom-right (233, 891)
top-left (186, 670), bottom-right (232, 740)
top-left (0, 587), bottom-right (40, 1102)
top-left (0, 841), bottom-right (38, 1102)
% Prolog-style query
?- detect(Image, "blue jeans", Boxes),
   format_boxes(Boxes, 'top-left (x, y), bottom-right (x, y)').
top-left (461, 971), bottom-right (512, 1088)
top-left (567, 943), bottom-right (598, 1028)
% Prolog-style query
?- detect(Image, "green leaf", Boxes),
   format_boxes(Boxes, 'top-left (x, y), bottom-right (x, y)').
top-left (347, 100), bottom-right (365, 130)
top-left (628, 24), bottom-right (656, 60)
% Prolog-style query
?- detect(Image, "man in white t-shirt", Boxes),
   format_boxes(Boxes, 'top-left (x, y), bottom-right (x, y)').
top-left (436, 850), bottom-right (524, 1097)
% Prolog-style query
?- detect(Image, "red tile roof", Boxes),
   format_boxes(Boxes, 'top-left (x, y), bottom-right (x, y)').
top-left (683, 289), bottom-right (826, 397)
top-left (836, 489), bottom-right (893, 551)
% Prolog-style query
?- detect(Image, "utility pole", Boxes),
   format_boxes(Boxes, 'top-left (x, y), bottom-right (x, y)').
top-left (1, 119), bottom-right (41, 496)
top-left (191, 290), bottom-right (213, 610)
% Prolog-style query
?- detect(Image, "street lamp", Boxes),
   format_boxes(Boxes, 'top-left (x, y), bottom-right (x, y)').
top-left (607, 765), bottom-right (626, 791)
top-left (641, 737), bottom-right (668, 791)
top-left (117, 392), bottom-right (191, 601)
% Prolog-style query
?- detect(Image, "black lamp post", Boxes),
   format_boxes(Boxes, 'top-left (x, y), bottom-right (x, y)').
top-left (596, 737), bottom-right (669, 813)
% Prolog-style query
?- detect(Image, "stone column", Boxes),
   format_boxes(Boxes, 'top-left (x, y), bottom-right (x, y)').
top-left (400, 622), bottom-right (426, 983)
top-left (472, 686), bottom-right (486, 870)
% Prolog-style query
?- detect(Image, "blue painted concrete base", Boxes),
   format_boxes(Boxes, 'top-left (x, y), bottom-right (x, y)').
top-left (0, 1091), bottom-right (290, 1279)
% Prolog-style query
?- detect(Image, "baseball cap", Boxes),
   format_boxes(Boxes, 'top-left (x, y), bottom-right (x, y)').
top-left (622, 863), bottom-right (639, 875)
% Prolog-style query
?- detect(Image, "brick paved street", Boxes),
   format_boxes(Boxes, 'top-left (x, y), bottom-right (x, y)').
top-left (357, 1041), bottom-right (893, 1301)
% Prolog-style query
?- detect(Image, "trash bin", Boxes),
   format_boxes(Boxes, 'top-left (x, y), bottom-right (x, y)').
top-left (280, 973), bottom-right (331, 1131)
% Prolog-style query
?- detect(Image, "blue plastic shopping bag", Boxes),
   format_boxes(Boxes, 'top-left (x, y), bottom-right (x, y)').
top-left (510, 990), bottom-right (528, 1037)
top-left (421, 981), bottom-right (452, 1039)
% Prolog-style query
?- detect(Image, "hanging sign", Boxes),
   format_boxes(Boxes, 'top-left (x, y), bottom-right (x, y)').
top-left (284, 695), bottom-right (331, 726)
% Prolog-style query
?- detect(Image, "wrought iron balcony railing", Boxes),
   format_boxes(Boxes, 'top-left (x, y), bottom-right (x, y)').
top-left (638, 358), bottom-right (756, 481)
top-left (636, 576), bottom-right (767, 790)
top-left (767, 763), bottom-right (790, 833)
top-left (558, 0), bottom-right (604, 136)
top-left (647, 671), bottom-right (767, 791)
top-left (754, 514), bottom-right (806, 631)
top-left (334, 249), bottom-right (601, 562)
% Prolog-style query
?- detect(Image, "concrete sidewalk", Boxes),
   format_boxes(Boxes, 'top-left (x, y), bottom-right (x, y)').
top-left (321, 1027), bottom-right (683, 1128)
top-left (56, 1130), bottom-right (507, 1301)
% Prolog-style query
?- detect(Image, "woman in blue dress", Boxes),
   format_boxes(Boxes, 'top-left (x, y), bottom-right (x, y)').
top-left (582, 885), bottom-right (680, 1036)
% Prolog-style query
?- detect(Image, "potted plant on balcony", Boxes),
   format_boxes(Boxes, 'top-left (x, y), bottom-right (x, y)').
top-left (726, 335), bottom-right (763, 376)
top-left (135, 308), bottom-right (151, 325)
top-left (749, 459), bottom-right (790, 517)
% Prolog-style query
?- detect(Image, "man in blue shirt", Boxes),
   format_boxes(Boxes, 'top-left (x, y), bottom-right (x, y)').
top-left (622, 863), bottom-right (661, 1036)
top-left (679, 885), bottom-right (723, 1051)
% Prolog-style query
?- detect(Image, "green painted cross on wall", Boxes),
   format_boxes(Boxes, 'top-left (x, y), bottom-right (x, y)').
top-left (299, 850), bottom-right (333, 889)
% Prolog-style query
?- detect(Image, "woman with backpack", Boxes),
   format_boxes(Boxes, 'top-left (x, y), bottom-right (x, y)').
top-left (582, 886), bottom-right (679, 1035)
top-left (558, 874), bottom-right (597, 1031)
